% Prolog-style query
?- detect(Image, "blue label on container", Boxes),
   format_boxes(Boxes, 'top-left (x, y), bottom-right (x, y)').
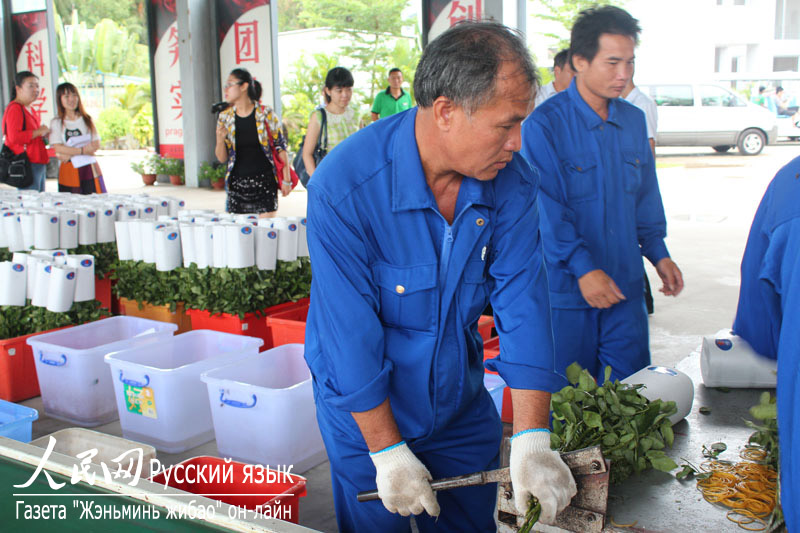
top-left (128, 210), bottom-right (137, 217)
top-left (45, 265), bottom-right (51, 273)
top-left (50, 217), bottom-right (58, 224)
top-left (81, 259), bottom-right (92, 267)
top-left (302, 218), bottom-right (307, 225)
top-left (55, 202), bottom-right (63, 206)
top-left (145, 207), bottom-right (154, 214)
top-left (715, 339), bottom-right (733, 351)
top-left (67, 272), bottom-right (75, 280)
top-left (105, 210), bottom-right (113, 216)
top-left (162, 201), bottom-right (168, 207)
top-left (268, 231), bottom-right (277, 239)
top-left (646, 366), bottom-right (678, 376)
top-left (241, 226), bottom-right (252, 235)
top-left (156, 224), bottom-right (165, 230)
top-left (54, 252), bottom-right (64, 257)
top-left (67, 219), bottom-right (77, 227)
top-left (289, 224), bottom-right (297, 231)
top-left (87, 211), bottom-right (96, 218)
top-left (179, 201), bottom-right (185, 207)
top-left (211, 217), bottom-right (219, 222)
top-left (168, 232), bottom-right (178, 240)
top-left (3, 212), bottom-right (13, 217)
top-left (12, 264), bottom-right (24, 272)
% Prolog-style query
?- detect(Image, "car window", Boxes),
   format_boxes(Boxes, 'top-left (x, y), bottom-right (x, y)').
top-left (700, 85), bottom-right (747, 107)
top-left (646, 85), bottom-right (694, 106)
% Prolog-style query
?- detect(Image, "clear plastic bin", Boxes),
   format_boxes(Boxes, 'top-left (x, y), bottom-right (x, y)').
top-left (104, 330), bottom-right (263, 453)
top-left (483, 373), bottom-right (506, 416)
top-left (27, 316), bottom-right (178, 426)
top-left (200, 344), bottom-right (326, 473)
top-left (0, 399), bottom-right (38, 442)
top-left (30, 428), bottom-right (158, 476)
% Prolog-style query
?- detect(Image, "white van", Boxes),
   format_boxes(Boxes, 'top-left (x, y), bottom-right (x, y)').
top-left (638, 83), bottom-right (778, 155)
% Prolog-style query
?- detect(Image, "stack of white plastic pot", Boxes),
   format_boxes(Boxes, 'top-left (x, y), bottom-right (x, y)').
top-left (0, 190), bottom-right (187, 311)
top-left (114, 211), bottom-right (309, 270)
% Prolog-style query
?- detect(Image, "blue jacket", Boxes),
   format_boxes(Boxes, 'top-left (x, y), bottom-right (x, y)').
top-left (521, 80), bottom-right (670, 308)
top-left (305, 108), bottom-right (564, 442)
top-left (733, 155), bottom-right (800, 530)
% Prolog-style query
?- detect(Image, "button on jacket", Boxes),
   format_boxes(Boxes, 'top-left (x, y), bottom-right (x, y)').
top-left (522, 80), bottom-right (670, 309)
top-left (733, 156), bottom-right (800, 531)
top-left (305, 108), bottom-right (564, 443)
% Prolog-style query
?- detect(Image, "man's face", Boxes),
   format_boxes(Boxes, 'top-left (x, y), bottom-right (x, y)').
top-left (445, 63), bottom-right (533, 181)
top-left (388, 71), bottom-right (403, 89)
top-left (573, 33), bottom-right (635, 102)
top-left (553, 62), bottom-right (575, 89)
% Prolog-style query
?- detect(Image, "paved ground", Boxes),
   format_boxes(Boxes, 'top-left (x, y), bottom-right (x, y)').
top-left (18, 141), bottom-right (800, 532)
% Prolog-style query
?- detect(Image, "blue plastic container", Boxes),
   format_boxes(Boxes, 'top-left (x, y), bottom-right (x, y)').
top-left (0, 399), bottom-right (39, 442)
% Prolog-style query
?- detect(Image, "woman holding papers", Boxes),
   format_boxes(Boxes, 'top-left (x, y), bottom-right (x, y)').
top-left (50, 82), bottom-right (106, 194)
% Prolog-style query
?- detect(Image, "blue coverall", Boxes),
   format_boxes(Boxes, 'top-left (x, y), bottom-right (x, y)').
top-left (521, 80), bottom-right (671, 382)
top-left (305, 108), bottom-right (565, 533)
top-left (733, 155), bottom-right (800, 531)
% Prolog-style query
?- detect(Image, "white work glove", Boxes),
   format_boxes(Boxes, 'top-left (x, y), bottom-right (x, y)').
top-left (510, 430), bottom-right (577, 525)
top-left (369, 441), bottom-right (440, 517)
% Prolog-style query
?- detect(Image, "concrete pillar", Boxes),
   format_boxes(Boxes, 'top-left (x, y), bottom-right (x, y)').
top-left (176, 0), bottom-right (220, 187)
top-left (0, 0), bottom-right (15, 109)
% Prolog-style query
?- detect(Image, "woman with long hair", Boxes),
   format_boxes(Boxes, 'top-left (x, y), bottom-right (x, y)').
top-left (49, 82), bottom-right (106, 194)
top-left (1, 71), bottom-right (50, 191)
top-left (301, 67), bottom-right (359, 179)
top-left (215, 68), bottom-right (291, 216)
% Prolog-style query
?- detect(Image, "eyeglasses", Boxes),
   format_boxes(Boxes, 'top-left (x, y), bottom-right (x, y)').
top-left (224, 81), bottom-right (244, 89)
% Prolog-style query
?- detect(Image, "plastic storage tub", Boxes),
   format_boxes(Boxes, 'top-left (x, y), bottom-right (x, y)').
top-left (0, 399), bottom-right (38, 442)
top-left (266, 302), bottom-right (309, 347)
top-left (483, 374), bottom-right (506, 416)
top-left (30, 428), bottom-right (158, 476)
top-left (27, 316), bottom-right (178, 426)
top-left (149, 456), bottom-right (306, 523)
top-left (200, 344), bottom-right (326, 473)
top-left (104, 330), bottom-right (263, 453)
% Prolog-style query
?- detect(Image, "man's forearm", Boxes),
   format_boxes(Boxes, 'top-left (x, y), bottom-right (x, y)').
top-left (351, 398), bottom-right (403, 452)
top-left (510, 389), bottom-right (551, 435)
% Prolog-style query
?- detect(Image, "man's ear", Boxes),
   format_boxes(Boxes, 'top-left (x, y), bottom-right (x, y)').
top-left (572, 54), bottom-right (588, 75)
top-left (432, 96), bottom-right (455, 131)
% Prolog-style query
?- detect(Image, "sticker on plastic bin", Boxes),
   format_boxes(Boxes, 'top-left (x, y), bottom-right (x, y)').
top-left (88, 211), bottom-right (96, 218)
top-left (105, 210), bottom-right (113, 216)
top-left (168, 232), bottom-right (178, 240)
top-left (715, 339), bottom-right (733, 351)
top-left (241, 226), bottom-right (252, 235)
top-left (268, 231), bottom-right (277, 239)
top-left (67, 219), bottom-right (77, 226)
top-left (12, 264), bottom-right (24, 272)
top-left (288, 224), bottom-right (297, 231)
top-left (124, 384), bottom-right (158, 419)
top-left (81, 259), bottom-right (93, 267)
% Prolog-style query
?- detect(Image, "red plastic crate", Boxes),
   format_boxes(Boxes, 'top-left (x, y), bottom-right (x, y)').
top-left (1, 326), bottom-right (72, 402)
top-left (95, 275), bottom-right (113, 311)
top-left (266, 301), bottom-right (309, 347)
top-left (501, 388), bottom-right (513, 424)
top-left (186, 309), bottom-right (272, 349)
top-left (477, 315), bottom-right (494, 342)
top-left (483, 337), bottom-right (500, 375)
top-left (149, 456), bottom-right (306, 523)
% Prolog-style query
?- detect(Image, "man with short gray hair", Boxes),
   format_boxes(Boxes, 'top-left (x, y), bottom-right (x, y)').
top-left (305, 21), bottom-right (576, 532)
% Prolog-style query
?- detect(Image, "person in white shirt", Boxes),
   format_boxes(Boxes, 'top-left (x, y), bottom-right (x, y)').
top-left (622, 78), bottom-right (657, 155)
top-left (49, 82), bottom-right (106, 194)
top-left (534, 49), bottom-right (574, 107)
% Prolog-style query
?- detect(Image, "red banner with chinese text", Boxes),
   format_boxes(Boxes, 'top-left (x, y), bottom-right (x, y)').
top-left (422, 0), bottom-right (502, 47)
top-left (11, 10), bottom-right (55, 125)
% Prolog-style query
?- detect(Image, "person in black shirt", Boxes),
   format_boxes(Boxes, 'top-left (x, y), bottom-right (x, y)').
top-left (215, 68), bottom-right (292, 215)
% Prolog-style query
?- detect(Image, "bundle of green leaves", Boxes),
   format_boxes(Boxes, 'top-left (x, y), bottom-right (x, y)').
top-left (551, 363), bottom-right (679, 484)
top-left (0, 247), bottom-right (12, 262)
top-left (74, 242), bottom-right (118, 280)
top-left (746, 391), bottom-right (778, 472)
top-left (0, 301), bottom-right (110, 340)
top-left (111, 260), bottom-right (187, 312)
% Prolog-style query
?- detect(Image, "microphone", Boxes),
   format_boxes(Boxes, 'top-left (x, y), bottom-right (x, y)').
top-left (211, 101), bottom-right (229, 114)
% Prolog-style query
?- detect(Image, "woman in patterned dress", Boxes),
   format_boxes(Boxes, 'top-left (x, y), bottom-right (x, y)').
top-left (301, 67), bottom-right (360, 179)
top-left (215, 68), bottom-right (291, 216)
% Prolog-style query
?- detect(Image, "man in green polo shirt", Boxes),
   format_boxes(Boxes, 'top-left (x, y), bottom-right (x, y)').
top-left (371, 68), bottom-right (413, 121)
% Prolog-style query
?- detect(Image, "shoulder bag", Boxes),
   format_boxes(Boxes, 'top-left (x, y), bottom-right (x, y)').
top-left (0, 103), bottom-right (34, 189)
top-left (292, 107), bottom-right (328, 188)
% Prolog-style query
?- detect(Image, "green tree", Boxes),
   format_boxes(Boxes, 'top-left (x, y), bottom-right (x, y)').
top-left (55, 0), bottom-right (146, 44)
top-left (115, 83), bottom-right (151, 117)
top-left (97, 107), bottom-right (132, 149)
top-left (537, 0), bottom-right (627, 49)
top-left (299, 0), bottom-right (415, 102)
top-left (278, 0), bottom-right (308, 32)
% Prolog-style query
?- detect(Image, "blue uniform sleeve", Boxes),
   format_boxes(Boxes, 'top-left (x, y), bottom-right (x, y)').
top-left (521, 116), bottom-right (598, 279)
top-left (635, 136), bottom-right (670, 265)
top-left (306, 186), bottom-right (391, 413)
top-left (484, 165), bottom-right (566, 392)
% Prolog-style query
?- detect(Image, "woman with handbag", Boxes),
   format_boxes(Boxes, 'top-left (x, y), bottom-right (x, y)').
top-left (301, 67), bottom-right (359, 179)
top-left (215, 68), bottom-right (292, 216)
top-left (2, 71), bottom-right (50, 191)
top-left (50, 82), bottom-right (106, 194)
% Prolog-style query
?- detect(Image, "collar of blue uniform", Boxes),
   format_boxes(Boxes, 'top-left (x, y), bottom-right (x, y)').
top-left (391, 107), bottom-right (495, 213)
top-left (567, 78), bottom-right (623, 129)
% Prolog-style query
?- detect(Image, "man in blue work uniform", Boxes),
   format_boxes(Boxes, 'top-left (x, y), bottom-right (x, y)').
top-left (733, 155), bottom-right (800, 531)
top-left (305, 22), bottom-right (576, 533)
top-left (521, 6), bottom-right (684, 383)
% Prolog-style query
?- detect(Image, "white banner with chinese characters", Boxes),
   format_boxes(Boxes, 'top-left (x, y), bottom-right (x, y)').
top-left (153, 20), bottom-right (183, 159)
top-left (218, 1), bottom-right (275, 109)
top-left (12, 9), bottom-right (55, 125)
top-left (425, 0), bottom-right (503, 45)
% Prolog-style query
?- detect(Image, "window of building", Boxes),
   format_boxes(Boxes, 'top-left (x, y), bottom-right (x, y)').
top-left (700, 85), bottom-right (746, 107)
top-left (775, 0), bottom-right (800, 39)
top-left (773, 56), bottom-right (799, 71)
top-left (646, 85), bottom-right (694, 107)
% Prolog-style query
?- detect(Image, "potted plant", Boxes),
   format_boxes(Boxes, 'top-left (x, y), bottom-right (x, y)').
top-left (199, 161), bottom-right (226, 190)
top-left (131, 156), bottom-right (157, 186)
top-left (161, 157), bottom-right (185, 186)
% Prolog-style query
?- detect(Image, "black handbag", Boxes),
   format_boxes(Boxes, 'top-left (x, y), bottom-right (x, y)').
top-left (292, 107), bottom-right (328, 188)
top-left (0, 103), bottom-right (34, 189)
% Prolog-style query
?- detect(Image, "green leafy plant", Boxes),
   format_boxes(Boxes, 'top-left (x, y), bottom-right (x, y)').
top-left (131, 107), bottom-right (154, 148)
top-left (0, 301), bottom-right (110, 340)
top-left (160, 157), bottom-right (184, 178)
top-left (97, 107), bottom-right (132, 149)
top-left (130, 153), bottom-right (157, 175)
top-left (746, 391), bottom-right (778, 471)
top-left (111, 261), bottom-right (186, 311)
top-left (199, 161), bottom-right (226, 185)
top-left (0, 247), bottom-right (12, 262)
top-left (551, 363), bottom-right (679, 484)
